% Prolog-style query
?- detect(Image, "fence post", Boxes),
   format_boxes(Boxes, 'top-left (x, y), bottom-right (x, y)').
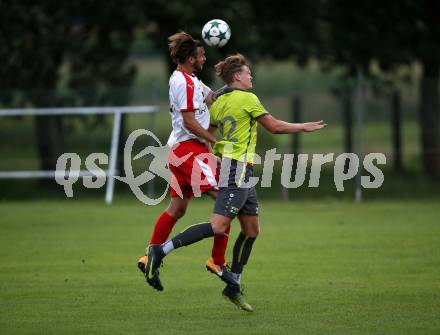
top-left (355, 69), bottom-right (364, 203)
top-left (292, 96), bottom-right (302, 173)
top-left (106, 111), bottom-right (122, 204)
top-left (282, 95), bottom-right (302, 200)
top-left (391, 89), bottom-right (403, 173)
top-left (343, 90), bottom-right (353, 173)
top-left (147, 79), bottom-right (158, 198)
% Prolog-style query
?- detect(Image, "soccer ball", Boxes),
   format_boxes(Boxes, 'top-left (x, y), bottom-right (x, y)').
top-left (202, 19), bottom-right (231, 48)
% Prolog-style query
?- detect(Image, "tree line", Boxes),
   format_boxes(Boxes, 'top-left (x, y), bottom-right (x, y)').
top-left (1, 0), bottom-right (439, 178)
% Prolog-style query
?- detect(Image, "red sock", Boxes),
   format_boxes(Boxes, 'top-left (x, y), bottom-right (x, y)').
top-left (149, 211), bottom-right (177, 245)
top-left (211, 224), bottom-right (231, 266)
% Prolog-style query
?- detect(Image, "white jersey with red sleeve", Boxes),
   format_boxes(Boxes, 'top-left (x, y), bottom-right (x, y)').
top-left (167, 70), bottom-right (212, 147)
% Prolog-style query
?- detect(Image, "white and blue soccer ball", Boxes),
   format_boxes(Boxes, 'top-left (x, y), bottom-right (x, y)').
top-left (202, 19), bottom-right (231, 48)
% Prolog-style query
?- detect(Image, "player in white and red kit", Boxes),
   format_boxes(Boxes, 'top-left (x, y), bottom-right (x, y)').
top-left (138, 32), bottom-right (230, 291)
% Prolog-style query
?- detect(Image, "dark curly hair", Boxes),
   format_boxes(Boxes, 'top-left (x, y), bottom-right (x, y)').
top-left (168, 31), bottom-right (203, 64)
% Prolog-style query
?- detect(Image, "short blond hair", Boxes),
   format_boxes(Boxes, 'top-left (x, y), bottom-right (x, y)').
top-left (214, 53), bottom-right (248, 84)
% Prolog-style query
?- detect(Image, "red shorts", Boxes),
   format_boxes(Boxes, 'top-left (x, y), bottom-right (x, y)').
top-left (168, 139), bottom-right (219, 198)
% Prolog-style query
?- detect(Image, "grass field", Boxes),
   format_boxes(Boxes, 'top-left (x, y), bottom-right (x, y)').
top-left (1, 199), bottom-right (439, 334)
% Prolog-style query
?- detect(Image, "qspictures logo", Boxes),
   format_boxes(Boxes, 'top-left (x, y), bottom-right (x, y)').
top-left (55, 129), bottom-right (386, 205)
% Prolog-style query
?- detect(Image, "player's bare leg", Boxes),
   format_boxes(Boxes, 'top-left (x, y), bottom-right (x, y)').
top-left (205, 189), bottom-right (232, 271)
top-left (144, 213), bottom-right (239, 291)
top-left (204, 189), bottom-right (218, 200)
top-left (137, 196), bottom-right (190, 279)
top-left (205, 189), bottom-right (232, 261)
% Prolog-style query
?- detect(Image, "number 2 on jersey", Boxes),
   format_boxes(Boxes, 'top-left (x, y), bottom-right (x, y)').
top-left (215, 115), bottom-right (238, 142)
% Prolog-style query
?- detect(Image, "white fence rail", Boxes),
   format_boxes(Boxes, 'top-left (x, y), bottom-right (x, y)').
top-left (0, 106), bottom-right (158, 204)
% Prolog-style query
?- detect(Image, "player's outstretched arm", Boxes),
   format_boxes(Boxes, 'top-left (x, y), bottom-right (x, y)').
top-left (258, 114), bottom-right (327, 134)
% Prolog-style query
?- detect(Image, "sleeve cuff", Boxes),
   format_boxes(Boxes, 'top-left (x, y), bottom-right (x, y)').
top-left (255, 112), bottom-right (270, 120)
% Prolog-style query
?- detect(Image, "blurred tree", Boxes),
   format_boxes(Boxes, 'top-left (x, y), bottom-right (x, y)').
top-left (142, 0), bottom-right (257, 84)
top-left (1, 2), bottom-right (68, 173)
top-left (0, 1), bottom-right (141, 175)
top-left (247, 0), bottom-right (440, 178)
top-left (324, 0), bottom-right (440, 178)
top-left (64, 1), bottom-right (142, 174)
top-left (246, 0), bottom-right (324, 65)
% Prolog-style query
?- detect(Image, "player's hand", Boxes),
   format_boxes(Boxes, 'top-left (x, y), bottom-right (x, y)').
top-left (302, 120), bottom-right (327, 132)
top-left (212, 85), bottom-right (228, 101)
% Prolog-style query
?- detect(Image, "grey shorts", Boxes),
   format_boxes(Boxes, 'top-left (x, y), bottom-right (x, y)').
top-left (213, 159), bottom-right (259, 219)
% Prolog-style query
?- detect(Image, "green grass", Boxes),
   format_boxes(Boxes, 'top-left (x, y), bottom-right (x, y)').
top-left (1, 200), bottom-right (439, 334)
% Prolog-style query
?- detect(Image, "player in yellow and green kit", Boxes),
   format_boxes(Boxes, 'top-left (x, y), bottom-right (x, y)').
top-left (144, 54), bottom-right (326, 312)
top-left (209, 86), bottom-right (268, 165)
